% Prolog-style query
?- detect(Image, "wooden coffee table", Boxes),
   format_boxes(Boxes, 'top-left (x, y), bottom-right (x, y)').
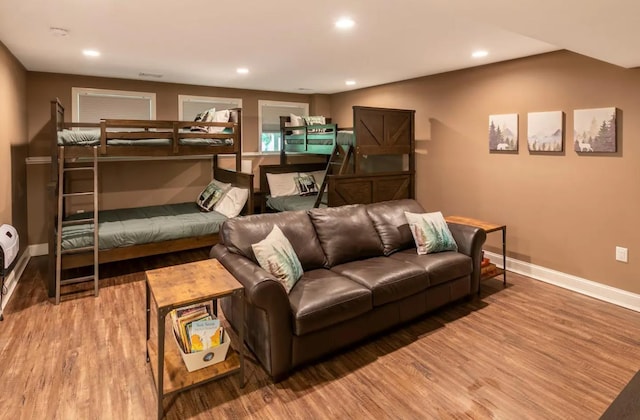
top-left (145, 259), bottom-right (245, 419)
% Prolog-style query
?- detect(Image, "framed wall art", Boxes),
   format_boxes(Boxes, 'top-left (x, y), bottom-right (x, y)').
top-left (573, 107), bottom-right (616, 153)
top-left (528, 111), bottom-right (563, 152)
top-left (489, 113), bottom-right (518, 152)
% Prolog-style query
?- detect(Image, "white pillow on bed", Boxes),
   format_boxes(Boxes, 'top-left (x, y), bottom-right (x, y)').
top-left (214, 187), bottom-right (249, 218)
top-left (206, 109), bottom-right (231, 134)
top-left (289, 113), bottom-right (306, 135)
top-left (266, 172), bottom-right (299, 197)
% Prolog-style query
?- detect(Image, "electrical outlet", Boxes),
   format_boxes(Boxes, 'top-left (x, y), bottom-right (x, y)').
top-left (615, 246), bottom-right (628, 263)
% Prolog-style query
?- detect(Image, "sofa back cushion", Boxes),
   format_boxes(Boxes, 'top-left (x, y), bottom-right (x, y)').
top-left (366, 199), bottom-right (426, 256)
top-left (220, 211), bottom-right (326, 270)
top-left (308, 204), bottom-right (384, 267)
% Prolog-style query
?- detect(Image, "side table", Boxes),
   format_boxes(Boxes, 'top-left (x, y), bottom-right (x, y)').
top-left (445, 216), bottom-right (507, 287)
top-left (145, 259), bottom-right (245, 419)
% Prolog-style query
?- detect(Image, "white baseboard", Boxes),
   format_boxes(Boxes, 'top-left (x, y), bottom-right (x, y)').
top-left (484, 250), bottom-right (640, 313)
top-left (30, 243), bottom-right (48, 257)
top-left (1, 246), bottom-right (32, 317)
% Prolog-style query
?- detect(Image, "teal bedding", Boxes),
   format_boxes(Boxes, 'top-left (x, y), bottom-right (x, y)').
top-left (57, 129), bottom-right (234, 146)
top-left (61, 202), bottom-right (227, 250)
top-left (283, 131), bottom-right (354, 147)
top-left (266, 194), bottom-right (327, 212)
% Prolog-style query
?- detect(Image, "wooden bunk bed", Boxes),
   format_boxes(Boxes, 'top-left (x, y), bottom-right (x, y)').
top-left (279, 116), bottom-right (349, 164)
top-left (261, 106), bottom-right (415, 212)
top-left (47, 99), bottom-right (253, 300)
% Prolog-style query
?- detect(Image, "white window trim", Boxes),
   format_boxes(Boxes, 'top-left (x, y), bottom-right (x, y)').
top-left (71, 87), bottom-right (157, 122)
top-left (258, 100), bottom-right (309, 154)
top-left (177, 94), bottom-right (243, 120)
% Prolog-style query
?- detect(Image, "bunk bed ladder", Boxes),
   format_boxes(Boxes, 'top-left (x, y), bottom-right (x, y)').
top-left (55, 146), bottom-right (100, 304)
top-left (314, 144), bottom-right (353, 208)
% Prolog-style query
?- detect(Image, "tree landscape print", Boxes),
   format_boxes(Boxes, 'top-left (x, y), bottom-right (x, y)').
top-left (489, 113), bottom-right (518, 151)
top-left (528, 111), bottom-right (563, 152)
top-left (573, 107), bottom-right (616, 153)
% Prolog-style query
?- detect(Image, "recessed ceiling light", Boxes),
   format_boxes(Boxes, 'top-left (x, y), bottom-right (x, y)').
top-left (472, 50), bottom-right (488, 58)
top-left (345, 80), bottom-right (356, 86)
top-left (335, 17), bottom-right (355, 29)
top-left (50, 27), bottom-right (69, 37)
top-left (82, 49), bottom-right (100, 57)
top-left (236, 67), bottom-right (249, 74)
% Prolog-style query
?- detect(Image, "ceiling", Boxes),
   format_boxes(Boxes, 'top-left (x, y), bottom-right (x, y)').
top-left (0, 0), bottom-right (638, 94)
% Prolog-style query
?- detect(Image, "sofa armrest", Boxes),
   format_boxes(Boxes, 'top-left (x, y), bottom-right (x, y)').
top-left (210, 244), bottom-right (293, 379)
top-left (447, 223), bottom-right (487, 294)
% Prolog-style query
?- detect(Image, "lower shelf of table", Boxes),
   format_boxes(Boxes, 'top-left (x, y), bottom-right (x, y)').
top-left (481, 266), bottom-right (505, 282)
top-left (147, 337), bottom-right (240, 396)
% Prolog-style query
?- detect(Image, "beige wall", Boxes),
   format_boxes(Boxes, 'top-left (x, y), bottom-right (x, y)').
top-left (25, 73), bottom-right (326, 244)
top-left (331, 50), bottom-right (640, 294)
top-left (0, 41), bottom-right (28, 254)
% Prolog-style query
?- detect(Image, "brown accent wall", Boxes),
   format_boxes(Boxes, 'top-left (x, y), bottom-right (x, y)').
top-left (25, 72), bottom-right (322, 245)
top-left (0, 41), bottom-right (28, 255)
top-left (331, 50), bottom-right (640, 294)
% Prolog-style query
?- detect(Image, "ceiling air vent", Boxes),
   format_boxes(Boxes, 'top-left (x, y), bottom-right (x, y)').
top-left (138, 72), bottom-right (163, 78)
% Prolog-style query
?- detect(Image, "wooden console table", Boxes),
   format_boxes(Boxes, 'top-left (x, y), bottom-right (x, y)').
top-left (445, 216), bottom-right (507, 287)
top-left (145, 259), bottom-right (245, 419)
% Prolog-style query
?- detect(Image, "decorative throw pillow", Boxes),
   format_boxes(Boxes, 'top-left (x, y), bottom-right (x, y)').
top-left (294, 173), bottom-right (319, 196)
top-left (213, 187), bottom-right (249, 218)
top-left (197, 179), bottom-right (229, 211)
top-left (404, 211), bottom-right (458, 254)
top-left (266, 172), bottom-right (299, 197)
top-left (251, 225), bottom-right (303, 293)
top-left (303, 115), bottom-right (326, 133)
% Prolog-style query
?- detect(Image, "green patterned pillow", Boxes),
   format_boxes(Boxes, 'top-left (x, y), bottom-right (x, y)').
top-left (252, 226), bottom-right (303, 293)
top-left (196, 180), bottom-right (228, 211)
top-left (405, 211), bottom-right (458, 254)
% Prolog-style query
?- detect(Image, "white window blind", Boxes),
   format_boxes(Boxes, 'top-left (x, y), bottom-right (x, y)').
top-left (258, 100), bottom-right (309, 153)
top-left (72, 88), bottom-right (156, 122)
top-left (178, 95), bottom-right (242, 121)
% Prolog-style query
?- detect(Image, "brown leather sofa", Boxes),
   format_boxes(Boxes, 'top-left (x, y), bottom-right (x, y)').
top-left (210, 199), bottom-right (487, 381)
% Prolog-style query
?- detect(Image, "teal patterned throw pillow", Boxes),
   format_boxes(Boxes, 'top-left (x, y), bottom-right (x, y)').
top-left (405, 211), bottom-right (458, 254)
top-left (252, 226), bottom-right (303, 293)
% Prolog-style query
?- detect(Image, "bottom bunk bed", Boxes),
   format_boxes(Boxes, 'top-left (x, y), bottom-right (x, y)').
top-left (47, 167), bottom-right (253, 297)
top-left (259, 163), bottom-right (327, 213)
top-left (259, 163), bottom-right (412, 212)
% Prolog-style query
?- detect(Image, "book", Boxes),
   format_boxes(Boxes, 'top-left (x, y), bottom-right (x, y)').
top-left (189, 319), bottom-right (221, 352)
top-left (170, 302), bottom-right (216, 353)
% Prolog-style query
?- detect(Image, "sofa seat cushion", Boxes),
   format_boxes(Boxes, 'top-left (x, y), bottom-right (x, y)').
top-left (332, 257), bottom-right (428, 306)
top-left (288, 269), bottom-right (372, 336)
top-left (390, 250), bottom-right (472, 287)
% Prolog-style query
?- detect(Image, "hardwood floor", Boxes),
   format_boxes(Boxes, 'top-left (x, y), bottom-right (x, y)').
top-left (1, 251), bottom-right (638, 419)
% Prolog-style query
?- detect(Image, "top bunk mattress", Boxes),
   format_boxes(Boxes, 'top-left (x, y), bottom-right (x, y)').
top-left (284, 131), bottom-right (355, 146)
top-left (57, 129), bottom-right (234, 146)
top-left (61, 202), bottom-right (227, 251)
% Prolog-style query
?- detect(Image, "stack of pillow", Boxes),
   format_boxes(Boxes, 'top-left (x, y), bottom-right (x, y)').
top-left (191, 108), bottom-right (231, 134)
top-left (288, 113), bottom-right (327, 134)
top-left (266, 170), bottom-right (325, 197)
top-left (196, 179), bottom-right (249, 218)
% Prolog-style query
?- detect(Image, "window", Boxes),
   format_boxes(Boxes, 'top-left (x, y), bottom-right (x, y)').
top-left (178, 95), bottom-right (242, 121)
top-left (258, 100), bottom-right (309, 153)
top-left (71, 87), bottom-right (156, 122)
